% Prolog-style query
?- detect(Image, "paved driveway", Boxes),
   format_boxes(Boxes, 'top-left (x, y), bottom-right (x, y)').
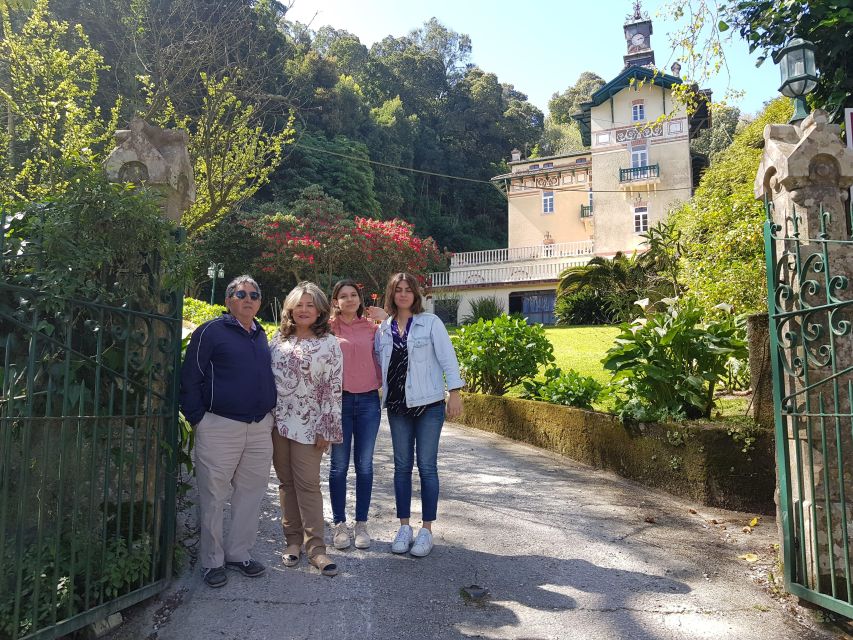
top-left (113, 419), bottom-right (842, 640)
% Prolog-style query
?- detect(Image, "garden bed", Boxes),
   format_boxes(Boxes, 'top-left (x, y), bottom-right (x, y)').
top-left (459, 393), bottom-right (775, 513)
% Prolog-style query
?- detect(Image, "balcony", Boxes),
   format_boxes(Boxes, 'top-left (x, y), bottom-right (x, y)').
top-left (430, 257), bottom-right (591, 288)
top-left (580, 205), bottom-right (593, 218)
top-left (449, 240), bottom-right (594, 268)
top-left (619, 163), bottom-right (660, 183)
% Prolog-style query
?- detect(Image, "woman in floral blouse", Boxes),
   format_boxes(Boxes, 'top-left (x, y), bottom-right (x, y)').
top-left (270, 282), bottom-right (343, 577)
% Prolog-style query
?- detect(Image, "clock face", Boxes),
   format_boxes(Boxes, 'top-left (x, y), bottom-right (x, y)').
top-left (631, 32), bottom-right (646, 46)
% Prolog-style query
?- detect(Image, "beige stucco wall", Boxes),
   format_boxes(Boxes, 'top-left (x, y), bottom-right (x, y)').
top-left (588, 82), bottom-right (692, 255)
top-left (507, 185), bottom-right (592, 248)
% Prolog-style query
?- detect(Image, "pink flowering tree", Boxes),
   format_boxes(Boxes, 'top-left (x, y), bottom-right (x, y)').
top-left (250, 187), bottom-right (447, 296)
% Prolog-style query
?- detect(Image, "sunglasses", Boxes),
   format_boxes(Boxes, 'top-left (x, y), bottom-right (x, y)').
top-left (232, 290), bottom-right (260, 301)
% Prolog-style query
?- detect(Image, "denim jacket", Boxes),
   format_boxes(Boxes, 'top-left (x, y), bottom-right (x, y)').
top-left (375, 312), bottom-right (464, 408)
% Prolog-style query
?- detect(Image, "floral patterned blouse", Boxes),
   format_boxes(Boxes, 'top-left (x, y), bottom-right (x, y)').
top-left (269, 332), bottom-right (343, 445)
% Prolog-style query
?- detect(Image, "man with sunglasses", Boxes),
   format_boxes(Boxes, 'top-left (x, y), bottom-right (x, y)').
top-left (180, 275), bottom-right (277, 588)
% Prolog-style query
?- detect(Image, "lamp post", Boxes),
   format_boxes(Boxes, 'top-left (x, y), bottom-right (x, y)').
top-left (207, 262), bottom-right (224, 305)
top-left (772, 37), bottom-right (818, 124)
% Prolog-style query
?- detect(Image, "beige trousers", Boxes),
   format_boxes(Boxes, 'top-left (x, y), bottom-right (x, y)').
top-left (194, 412), bottom-right (273, 569)
top-left (271, 430), bottom-right (327, 559)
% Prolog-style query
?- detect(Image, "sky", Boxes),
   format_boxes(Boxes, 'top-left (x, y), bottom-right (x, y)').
top-left (284, 0), bottom-right (782, 118)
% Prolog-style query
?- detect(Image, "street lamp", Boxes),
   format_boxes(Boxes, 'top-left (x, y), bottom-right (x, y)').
top-left (772, 37), bottom-right (818, 124)
top-left (207, 262), bottom-right (224, 305)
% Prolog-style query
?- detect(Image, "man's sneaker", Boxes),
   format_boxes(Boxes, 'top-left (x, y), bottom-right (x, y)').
top-left (333, 521), bottom-right (351, 550)
top-left (353, 521), bottom-right (371, 549)
top-left (410, 528), bottom-right (434, 557)
top-left (225, 559), bottom-right (266, 577)
top-left (390, 524), bottom-right (413, 554)
top-left (202, 566), bottom-right (227, 588)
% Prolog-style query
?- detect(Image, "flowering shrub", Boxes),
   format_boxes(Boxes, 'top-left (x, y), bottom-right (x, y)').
top-left (250, 187), bottom-right (446, 292)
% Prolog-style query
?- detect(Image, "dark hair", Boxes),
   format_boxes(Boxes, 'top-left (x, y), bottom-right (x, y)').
top-left (279, 282), bottom-right (332, 338)
top-left (384, 272), bottom-right (424, 316)
top-left (225, 274), bottom-right (261, 299)
top-left (331, 279), bottom-right (365, 319)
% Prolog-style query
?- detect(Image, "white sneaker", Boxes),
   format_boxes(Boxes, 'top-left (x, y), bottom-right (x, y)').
top-left (410, 528), bottom-right (434, 557)
top-left (353, 521), bottom-right (371, 549)
top-left (332, 521), bottom-right (351, 550)
top-left (390, 524), bottom-right (413, 554)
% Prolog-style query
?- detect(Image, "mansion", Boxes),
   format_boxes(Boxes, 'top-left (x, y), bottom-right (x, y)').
top-left (426, 4), bottom-right (710, 324)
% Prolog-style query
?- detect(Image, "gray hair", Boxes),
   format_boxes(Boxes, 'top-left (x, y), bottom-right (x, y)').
top-left (225, 274), bottom-right (262, 299)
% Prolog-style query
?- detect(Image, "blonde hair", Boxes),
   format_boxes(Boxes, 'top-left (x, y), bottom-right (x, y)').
top-left (384, 272), bottom-right (424, 316)
top-left (279, 281), bottom-right (332, 338)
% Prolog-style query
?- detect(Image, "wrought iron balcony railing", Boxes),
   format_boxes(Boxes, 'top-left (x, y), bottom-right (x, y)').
top-left (619, 163), bottom-right (660, 183)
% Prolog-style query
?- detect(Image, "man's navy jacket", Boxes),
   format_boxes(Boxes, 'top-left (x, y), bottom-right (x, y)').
top-left (180, 313), bottom-right (277, 426)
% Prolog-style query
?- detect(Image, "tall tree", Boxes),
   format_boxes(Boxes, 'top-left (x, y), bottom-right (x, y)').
top-left (670, 97), bottom-right (793, 314)
top-left (548, 71), bottom-right (605, 125)
top-left (690, 104), bottom-right (741, 162)
top-left (724, 0), bottom-right (853, 117)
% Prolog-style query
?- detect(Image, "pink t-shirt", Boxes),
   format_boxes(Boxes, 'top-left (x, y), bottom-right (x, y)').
top-left (330, 316), bottom-right (382, 393)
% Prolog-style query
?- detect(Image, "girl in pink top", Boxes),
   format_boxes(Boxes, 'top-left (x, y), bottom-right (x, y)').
top-left (328, 279), bottom-right (387, 550)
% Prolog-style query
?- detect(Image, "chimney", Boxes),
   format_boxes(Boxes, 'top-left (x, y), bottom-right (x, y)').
top-left (511, 148), bottom-right (521, 162)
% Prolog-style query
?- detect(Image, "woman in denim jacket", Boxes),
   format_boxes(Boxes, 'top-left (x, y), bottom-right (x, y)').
top-left (374, 273), bottom-right (464, 557)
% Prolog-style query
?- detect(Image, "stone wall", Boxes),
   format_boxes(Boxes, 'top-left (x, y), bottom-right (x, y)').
top-left (458, 393), bottom-right (775, 513)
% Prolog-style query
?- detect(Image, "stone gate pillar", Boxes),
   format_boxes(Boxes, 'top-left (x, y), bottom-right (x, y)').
top-left (755, 109), bottom-right (853, 597)
top-left (105, 117), bottom-right (195, 222)
top-left (103, 119), bottom-right (195, 528)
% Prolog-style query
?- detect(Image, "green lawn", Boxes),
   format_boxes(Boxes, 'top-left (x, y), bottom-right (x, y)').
top-left (543, 325), bottom-right (621, 385)
top-left (501, 325), bottom-right (621, 400)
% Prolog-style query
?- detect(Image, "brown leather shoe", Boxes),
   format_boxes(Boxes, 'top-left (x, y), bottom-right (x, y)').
top-left (309, 553), bottom-right (338, 576)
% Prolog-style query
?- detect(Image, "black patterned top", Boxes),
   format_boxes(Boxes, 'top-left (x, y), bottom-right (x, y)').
top-left (385, 317), bottom-right (429, 417)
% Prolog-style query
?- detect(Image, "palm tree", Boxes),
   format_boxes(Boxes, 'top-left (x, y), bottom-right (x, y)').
top-left (557, 252), bottom-right (650, 322)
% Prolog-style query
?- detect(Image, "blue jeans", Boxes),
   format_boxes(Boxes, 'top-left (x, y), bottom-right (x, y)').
top-left (387, 402), bottom-right (445, 522)
top-left (328, 390), bottom-right (381, 523)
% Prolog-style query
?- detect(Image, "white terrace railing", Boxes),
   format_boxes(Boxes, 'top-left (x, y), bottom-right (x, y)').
top-left (448, 240), bottom-right (594, 268)
top-left (429, 257), bottom-right (591, 288)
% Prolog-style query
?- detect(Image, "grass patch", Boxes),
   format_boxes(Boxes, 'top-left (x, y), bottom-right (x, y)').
top-left (502, 325), bottom-right (620, 400)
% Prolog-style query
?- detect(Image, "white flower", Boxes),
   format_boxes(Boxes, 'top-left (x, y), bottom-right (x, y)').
top-left (713, 302), bottom-right (734, 314)
top-left (634, 298), bottom-right (650, 310)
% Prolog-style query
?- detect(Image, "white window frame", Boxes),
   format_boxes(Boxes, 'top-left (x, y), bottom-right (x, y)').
top-left (529, 164), bottom-right (540, 171)
top-left (542, 191), bottom-right (555, 214)
top-left (543, 162), bottom-right (554, 168)
top-left (632, 102), bottom-right (645, 122)
top-left (631, 146), bottom-right (648, 168)
top-left (634, 206), bottom-right (649, 233)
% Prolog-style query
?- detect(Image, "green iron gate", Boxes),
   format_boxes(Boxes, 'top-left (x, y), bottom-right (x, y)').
top-left (0, 209), bottom-right (183, 639)
top-left (765, 198), bottom-right (853, 618)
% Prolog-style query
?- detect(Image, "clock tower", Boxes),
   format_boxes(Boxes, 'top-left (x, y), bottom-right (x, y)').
top-left (623, 0), bottom-right (655, 69)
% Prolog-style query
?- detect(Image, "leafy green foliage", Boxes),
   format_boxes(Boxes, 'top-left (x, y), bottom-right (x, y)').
top-left (3, 166), bottom-right (186, 304)
top-left (144, 72), bottom-right (295, 235)
top-left (602, 298), bottom-right (748, 420)
top-left (554, 288), bottom-right (613, 326)
top-left (521, 366), bottom-right (602, 409)
top-left (548, 71), bottom-right (605, 126)
top-left (461, 296), bottom-right (505, 325)
top-left (453, 314), bottom-right (555, 396)
top-left (0, 0), bottom-right (119, 201)
top-left (724, 0), bottom-right (853, 117)
top-left (558, 252), bottom-right (650, 323)
top-left (670, 97), bottom-right (792, 315)
top-left (690, 104), bottom-right (741, 162)
top-left (183, 297), bottom-right (226, 326)
top-left (0, 526), bottom-right (151, 637)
